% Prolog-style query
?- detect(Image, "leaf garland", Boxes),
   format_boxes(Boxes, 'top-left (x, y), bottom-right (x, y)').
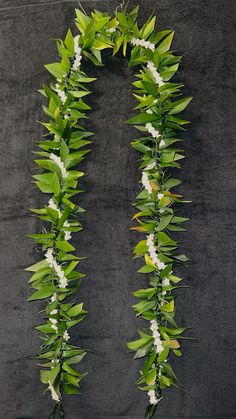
top-left (27, 4), bottom-right (191, 418)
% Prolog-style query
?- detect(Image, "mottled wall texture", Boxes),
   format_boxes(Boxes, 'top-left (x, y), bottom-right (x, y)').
top-left (0, 0), bottom-right (235, 418)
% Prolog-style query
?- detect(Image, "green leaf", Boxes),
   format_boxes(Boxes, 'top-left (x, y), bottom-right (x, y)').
top-left (146, 368), bottom-right (156, 385)
top-left (156, 32), bottom-right (174, 53)
top-left (161, 300), bottom-right (174, 312)
top-left (63, 384), bottom-right (80, 395)
top-left (60, 139), bottom-right (69, 161)
top-left (28, 286), bottom-right (55, 301)
top-left (157, 214), bottom-right (173, 231)
top-left (67, 303), bottom-right (83, 317)
top-left (141, 16), bottom-right (156, 39)
top-left (133, 240), bottom-right (148, 254)
top-left (45, 63), bottom-right (67, 79)
top-left (52, 172), bottom-right (61, 195)
top-left (127, 335), bottom-right (152, 350)
top-left (25, 259), bottom-right (48, 272)
top-left (48, 364), bottom-right (60, 385)
top-left (125, 113), bottom-right (157, 125)
top-left (168, 97), bottom-right (192, 115)
top-left (56, 240), bottom-right (75, 252)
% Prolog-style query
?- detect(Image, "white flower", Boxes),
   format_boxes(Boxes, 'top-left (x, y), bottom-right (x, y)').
top-left (45, 248), bottom-right (54, 268)
top-left (50, 309), bottom-right (58, 315)
top-left (155, 343), bottom-right (164, 353)
top-left (55, 83), bottom-right (67, 104)
top-left (49, 318), bottom-right (58, 325)
top-left (147, 61), bottom-right (165, 86)
top-left (159, 139), bottom-right (165, 148)
top-left (141, 171), bottom-right (152, 194)
top-left (48, 381), bottom-right (60, 402)
top-left (48, 199), bottom-right (62, 217)
top-left (49, 153), bottom-right (68, 179)
top-left (59, 276), bottom-right (68, 289)
top-left (45, 249), bottom-right (68, 289)
top-left (131, 37), bottom-right (155, 51)
top-left (73, 35), bottom-right (82, 70)
top-left (153, 330), bottom-right (160, 338)
top-left (63, 330), bottom-right (70, 341)
top-left (51, 292), bottom-right (57, 302)
top-left (150, 395), bottom-right (158, 404)
top-left (157, 193), bottom-right (164, 200)
top-left (63, 220), bottom-right (72, 241)
top-left (162, 277), bottom-right (170, 296)
top-left (146, 234), bottom-right (166, 270)
top-left (146, 109), bottom-right (153, 114)
top-left (141, 162), bottom-right (156, 194)
top-left (51, 324), bottom-right (58, 332)
top-left (145, 122), bottom-right (160, 139)
top-left (107, 27), bottom-right (116, 33)
top-left (148, 389), bottom-right (158, 405)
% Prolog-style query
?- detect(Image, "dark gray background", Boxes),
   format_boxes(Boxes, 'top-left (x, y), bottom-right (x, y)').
top-left (0, 0), bottom-right (235, 418)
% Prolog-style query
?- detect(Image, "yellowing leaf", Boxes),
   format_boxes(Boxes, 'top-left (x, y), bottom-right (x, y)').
top-left (161, 300), bottom-right (174, 312)
top-left (145, 254), bottom-right (156, 268)
top-left (170, 339), bottom-right (180, 349)
top-left (150, 181), bottom-right (160, 191)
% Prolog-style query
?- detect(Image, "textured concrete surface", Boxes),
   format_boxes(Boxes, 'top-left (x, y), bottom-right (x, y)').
top-left (0, 0), bottom-right (235, 418)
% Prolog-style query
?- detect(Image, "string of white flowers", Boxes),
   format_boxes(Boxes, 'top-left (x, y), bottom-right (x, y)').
top-left (55, 83), bottom-right (67, 104)
top-left (48, 381), bottom-right (60, 402)
top-left (146, 233), bottom-right (166, 270)
top-left (147, 61), bottom-right (164, 87)
top-left (49, 308), bottom-right (58, 332)
top-left (149, 319), bottom-right (164, 406)
top-left (72, 35), bottom-right (82, 70)
top-left (63, 330), bottom-right (70, 341)
top-left (162, 277), bottom-right (170, 296)
top-left (48, 199), bottom-right (72, 241)
top-left (49, 153), bottom-right (68, 179)
top-left (145, 122), bottom-right (161, 139)
top-left (45, 248), bottom-right (68, 289)
top-left (147, 389), bottom-right (163, 406)
top-left (150, 319), bottom-right (164, 353)
top-left (130, 37), bottom-right (155, 51)
top-left (141, 162), bottom-right (155, 194)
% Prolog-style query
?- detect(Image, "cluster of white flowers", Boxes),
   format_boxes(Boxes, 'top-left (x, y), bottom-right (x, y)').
top-left (150, 319), bottom-right (164, 353)
top-left (147, 389), bottom-right (158, 405)
top-left (63, 220), bottom-right (72, 241)
top-left (55, 83), bottom-right (67, 104)
top-left (146, 234), bottom-right (166, 270)
top-left (48, 381), bottom-right (60, 402)
top-left (45, 248), bottom-right (68, 288)
top-left (48, 199), bottom-right (72, 241)
top-left (107, 27), bottom-right (116, 33)
top-left (159, 139), bottom-right (166, 148)
top-left (147, 61), bottom-right (164, 87)
top-left (49, 153), bottom-right (68, 179)
top-left (131, 37), bottom-right (155, 51)
top-left (63, 330), bottom-right (70, 341)
top-left (51, 292), bottom-right (57, 302)
top-left (48, 198), bottom-right (62, 217)
top-left (72, 35), bottom-right (82, 70)
top-left (49, 308), bottom-right (58, 332)
top-left (145, 122), bottom-right (160, 139)
top-left (162, 277), bottom-right (170, 296)
top-left (141, 162), bottom-right (155, 194)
